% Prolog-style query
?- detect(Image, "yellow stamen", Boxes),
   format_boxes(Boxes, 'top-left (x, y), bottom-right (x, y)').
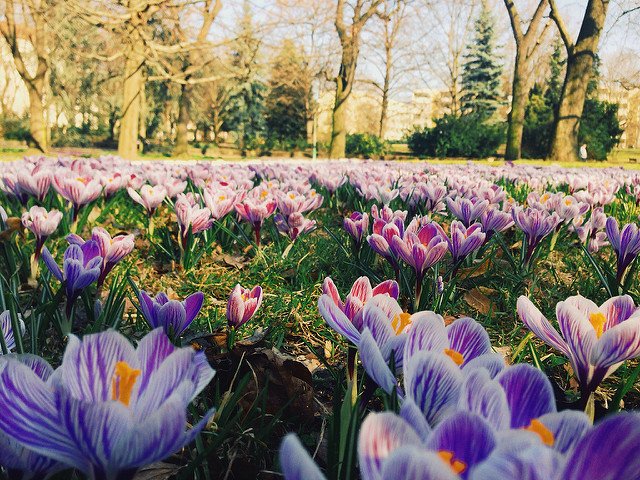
top-left (391, 312), bottom-right (412, 335)
top-left (437, 451), bottom-right (467, 474)
top-left (444, 348), bottom-right (465, 366)
top-left (289, 193), bottom-right (296, 199)
top-left (111, 361), bottom-right (141, 407)
top-left (260, 190), bottom-right (268, 199)
top-left (564, 198), bottom-right (573, 206)
top-left (524, 419), bottom-right (555, 446)
top-left (589, 312), bottom-right (606, 339)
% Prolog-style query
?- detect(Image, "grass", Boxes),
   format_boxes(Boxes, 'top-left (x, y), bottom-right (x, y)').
top-left (3, 146), bottom-right (640, 169)
top-left (3, 164), bottom-right (640, 478)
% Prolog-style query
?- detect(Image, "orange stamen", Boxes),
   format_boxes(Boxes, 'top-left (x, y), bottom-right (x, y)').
top-left (444, 348), bottom-right (465, 366)
top-left (391, 312), bottom-right (412, 335)
top-left (437, 451), bottom-right (467, 474)
top-left (589, 312), bottom-right (606, 339)
top-left (111, 361), bottom-right (141, 407)
top-left (524, 419), bottom-right (555, 446)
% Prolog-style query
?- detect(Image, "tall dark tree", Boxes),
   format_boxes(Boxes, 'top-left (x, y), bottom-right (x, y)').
top-left (503, 0), bottom-right (550, 160)
top-left (265, 39), bottom-right (312, 146)
top-left (460, 2), bottom-right (503, 118)
top-left (224, 1), bottom-right (266, 154)
top-left (548, 0), bottom-right (610, 161)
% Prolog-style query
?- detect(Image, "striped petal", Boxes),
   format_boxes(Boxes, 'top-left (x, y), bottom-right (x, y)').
top-left (318, 295), bottom-right (360, 344)
top-left (562, 413), bottom-right (640, 480)
top-left (446, 317), bottom-right (492, 365)
top-left (404, 351), bottom-right (463, 426)
top-left (496, 364), bottom-right (556, 428)
top-left (457, 368), bottom-right (510, 431)
top-left (537, 411), bottom-right (591, 455)
top-left (557, 301), bottom-right (597, 386)
top-left (590, 316), bottom-right (640, 371)
top-left (403, 313), bottom-right (448, 364)
top-left (381, 448), bottom-right (459, 480)
top-left (359, 329), bottom-right (399, 396)
top-left (517, 296), bottom-right (570, 357)
top-left (279, 434), bottom-right (327, 480)
top-left (358, 412), bottom-right (421, 480)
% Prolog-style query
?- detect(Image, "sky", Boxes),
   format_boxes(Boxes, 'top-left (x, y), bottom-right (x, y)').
top-left (208, 0), bottom-right (640, 99)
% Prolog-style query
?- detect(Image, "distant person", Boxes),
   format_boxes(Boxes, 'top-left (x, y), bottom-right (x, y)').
top-left (579, 144), bottom-right (588, 161)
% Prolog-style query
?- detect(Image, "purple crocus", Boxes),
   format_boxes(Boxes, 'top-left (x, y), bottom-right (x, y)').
top-left (446, 197), bottom-right (489, 227)
top-left (67, 227), bottom-right (135, 288)
top-left (518, 294), bottom-right (640, 405)
top-left (0, 329), bottom-right (215, 480)
top-left (226, 284), bottom-right (263, 329)
top-left (511, 207), bottom-right (561, 264)
top-left (0, 355), bottom-right (67, 478)
top-left (480, 208), bottom-right (514, 241)
top-left (235, 198), bottom-right (277, 247)
top-left (447, 221), bottom-right (485, 263)
top-left (367, 221), bottom-right (403, 275)
top-left (138, 290), bottom-right (204, 338)
top-left (343, 211), bottom-right (369, 247)
top-left (358, 410), bottom-right (496, 479)
top-left (41, 242), bottom-right (103, 318)
top-left (605, 217), bottom-right (640, 283)
top-left (390, 223), bottom-right (448, 305)
top-left (1, 310), bottom-right (25, 354)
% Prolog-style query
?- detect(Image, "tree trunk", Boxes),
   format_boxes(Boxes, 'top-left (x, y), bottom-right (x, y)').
top-left (174, 83), bottom-right (190, 156)
top-left (118, 32), bottom-right (145, 159)
top-left (330, 78), bottom-right (349, 158)
top-left (548, 0), bottom-right (609, 162)
top-left (379, 45), bottom-right (391, 139)
top-left (505, 56), bottom-right (528, 160)
top-left (329, 47), bottom-right (357, 159)
top-left (27, 81), bottom-right (48, 152)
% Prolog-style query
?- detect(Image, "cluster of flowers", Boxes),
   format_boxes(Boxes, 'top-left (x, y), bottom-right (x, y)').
top-left (278, 276), bottom-right (640, 479)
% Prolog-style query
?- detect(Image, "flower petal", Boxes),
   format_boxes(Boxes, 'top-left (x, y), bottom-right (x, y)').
top-left (517, 296), bottom-right (570, 357)
top-left (380, 447), bottom-right (459, 480)
top-left (446, 317), bottom-right (492, 364)
top-left (279, 434), bottom-right (327, 480)
top-left (318, 295), bottom-right (360, 344)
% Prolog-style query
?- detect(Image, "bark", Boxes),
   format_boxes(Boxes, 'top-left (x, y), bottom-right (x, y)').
top-left (548, 0), bottom-right (610, 162)
top-left (174, 83), bottom-right (190, 155)
top-left (329, 0), bottom-right (382, 159)
top-left (503, 0), bottom-right (550, 160)
top-left (505, 55), bottom-right (529, 160)
top-left (1, 0), bottom-right (50, 152)
top-left (27, 81), bottom-right (48, 151)
top-left (118, 29), bottom-right (145, 159)
top-left (379, 37), bottom-right (391, 139)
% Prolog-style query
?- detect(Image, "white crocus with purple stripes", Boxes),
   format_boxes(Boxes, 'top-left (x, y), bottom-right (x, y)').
top-left (0, 328), bottom-right (215, 480)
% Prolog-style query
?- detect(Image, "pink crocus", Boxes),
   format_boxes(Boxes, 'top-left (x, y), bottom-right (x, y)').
top-left (127, 184), bottom-right (167, 216)
top-left (203, 188), bottom-right (238, 220)
top-left (276, 190), bottom-right (324, 216)
top-left (235, 198), bottom-right (277, 247)
top-left (226, 284), bottom-right (263, 329)
top-left (174, 194), bottom-right (213, 248)
top-left (447, 221), bottom-right (486, 262)
top-left (321, 276), bottom-right (399, 334)
top-left (53, 174), bottom-right (103, 222)
top-left (21, 206), bottom-right (63, 260)
top-left (16, 165), bottom-right (51, 202)
top-left (274, 212), bottom-right (316, 241)
top-left (343, 212), bottom-right (369, 247)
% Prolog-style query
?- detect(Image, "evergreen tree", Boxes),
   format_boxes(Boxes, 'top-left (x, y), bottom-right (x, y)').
top-left (265, 39), bottom-right (312, 147)
top-left (460, 2), bottom-right (502, 118)
top-left (545, 38), bottom-right (564, 109)
top-left (224, 1), bottom-right (266, 153)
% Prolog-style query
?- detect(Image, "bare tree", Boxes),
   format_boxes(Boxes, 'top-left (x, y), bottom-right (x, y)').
top-left (548, 0), bottom-right (610, 161)
top-left (503, 0), bottom-right (551, 160)
top-left (0, 0), bottom-right (52, 151)
top-left (65, 0), bottom-right (224, 158)
top-left (329, 0), bottom-right (383, 158)
top-left (371, 0), bottom-right (408, 139)
top-left (417, 0), bottom-right (478, 117)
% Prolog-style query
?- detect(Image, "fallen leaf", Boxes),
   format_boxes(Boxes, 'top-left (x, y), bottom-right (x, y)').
top-left (133, 462), bottom-right (181, 480)
top-left (463, 288), bottom-right (496, 315)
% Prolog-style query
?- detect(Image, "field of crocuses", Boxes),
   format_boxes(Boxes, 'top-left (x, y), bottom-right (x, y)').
top-left (2, 155), bottom-right (640, 480)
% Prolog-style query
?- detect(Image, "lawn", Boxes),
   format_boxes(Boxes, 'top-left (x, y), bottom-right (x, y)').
top-left (1, 155), bottom-right (640, 479)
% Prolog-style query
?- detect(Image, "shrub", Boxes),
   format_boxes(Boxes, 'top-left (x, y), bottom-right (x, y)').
top-left (522, 91), bottom-right (554, 159)
top-left (345, 133), bottom-right (387, 158)
top-left (1, 115), bottom-right (30, 142)
top-left (579, 99), bottom-right (623, 160)
top-left (407, 114), bottom-right (504, 158)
